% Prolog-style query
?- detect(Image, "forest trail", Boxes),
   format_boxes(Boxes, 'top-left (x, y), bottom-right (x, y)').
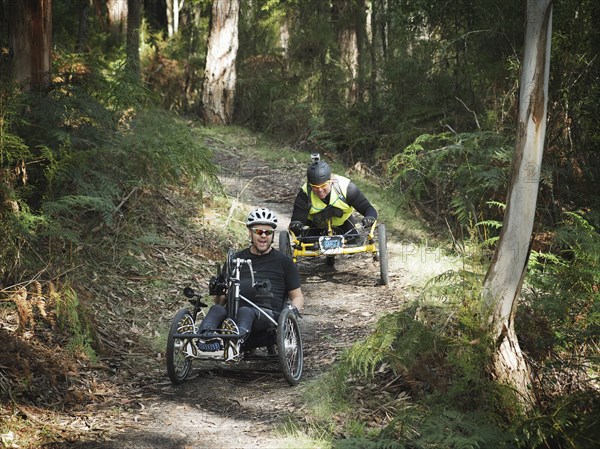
top-left (60, 132), bottom-right (415, 449)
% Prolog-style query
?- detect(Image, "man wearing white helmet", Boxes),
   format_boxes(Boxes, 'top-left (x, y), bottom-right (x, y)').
top-left (198, 207), bottom-right (305, 362)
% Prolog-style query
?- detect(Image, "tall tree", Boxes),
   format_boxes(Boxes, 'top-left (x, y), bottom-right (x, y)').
top-left (201, 0), bottom-right (240, 125)
top-left (126, 0), bottom-right (141, 77)
top-left (107, 0), bottom-right (127, 37)
top-left (9, 0), bottom-right (52, 91)
top-left (333, 0), bottom-right (366, 105)
top-left (481, 0), bottom-right (553, 409)
top-left (166, 0), bottom-right (183, 37)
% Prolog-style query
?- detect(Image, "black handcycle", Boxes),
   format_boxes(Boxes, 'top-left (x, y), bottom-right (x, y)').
top-left (166, 250), bottom-right (304, 386)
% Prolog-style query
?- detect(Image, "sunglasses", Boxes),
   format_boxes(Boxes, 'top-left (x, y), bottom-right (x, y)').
top-left (251, 228), bottom-right (275, 236)
top-left (310, 181), bottom-right (330, 190)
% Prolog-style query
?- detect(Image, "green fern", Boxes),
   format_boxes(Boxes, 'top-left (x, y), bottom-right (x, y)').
top-left (388, 130), bottom-right (512, 238)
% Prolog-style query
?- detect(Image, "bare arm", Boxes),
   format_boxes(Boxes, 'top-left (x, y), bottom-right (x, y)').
top-left (288, 287), bottom-right (304, 313)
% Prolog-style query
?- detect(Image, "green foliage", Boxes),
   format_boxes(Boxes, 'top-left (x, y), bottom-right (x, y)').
top-left (141, 20), bottom-right (208, 113)
top-left (521, 210), bottom-right (599, 355)
top-left (513, 210), bottom-right (600, 448)
top-left (515, 392), bottom-right (600, 449)
top-left (1, 88), bottom-right (52, 282)
top-left (1, 48), bottom-right (219, 284)
top-left (344, 302), bottom-right (505, 410)
top-left (328, 208), bottom-right (600, 449)
top-left (54, 286), bottom-right (97, 362)
top-left (110, 108), bottom-right (218, 191)
top-left (333, 437), bottom-right (403, 449)
top-left (389, 131), bottom-right (513, 234)
top-left (410, 407), bottom-right (517, 449)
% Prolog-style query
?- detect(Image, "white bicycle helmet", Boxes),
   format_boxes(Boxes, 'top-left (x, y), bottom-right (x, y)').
top-left (246, 207), bottom-right (278, 229)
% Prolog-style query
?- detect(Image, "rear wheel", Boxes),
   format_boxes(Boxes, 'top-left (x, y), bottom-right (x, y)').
top-left (279, 231), bottom-right (292, 258)
top-left (377, 224), bottom-right (389, 285)
top-left (166, 308), bottom-right (196, 384)
top-left (277, 307), bottom-right (303, 386)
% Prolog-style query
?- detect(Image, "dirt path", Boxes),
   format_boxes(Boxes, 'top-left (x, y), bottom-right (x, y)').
top-left (61, 138), bottom-right (409, 449)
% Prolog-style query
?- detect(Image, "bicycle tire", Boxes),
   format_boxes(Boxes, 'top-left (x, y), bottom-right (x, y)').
top-left (166, 308), bottom-right (195, 385)
top-left (279, 230), bottom-right (293, 258)
top-left (377, 223), bottom-right (389, 285)
top-left (277, 307), bottom-right (303, 386)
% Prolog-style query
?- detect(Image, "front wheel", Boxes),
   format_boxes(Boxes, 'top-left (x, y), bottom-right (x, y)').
top-left (166, 308), bottom-right (196, 385)
top-left (279, 230), bottom-right (292, 258)
top-left (377, 224), bottom-right (389, 285)
top-left (277, 307), bottom-right (303, 386)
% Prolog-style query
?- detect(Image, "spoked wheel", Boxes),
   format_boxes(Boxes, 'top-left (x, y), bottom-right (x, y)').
top-left (277, 307), bottom-right (303, 386)
top-left (279, 231), bottom-right (292, 258)
top-left (166, 308), bottom-right (196, 385)
top-left (376, 223), bottom-right (389, 285)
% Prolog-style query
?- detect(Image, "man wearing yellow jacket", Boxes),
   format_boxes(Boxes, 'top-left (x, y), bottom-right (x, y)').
top-left (289, 155), bottom-right (378, 236)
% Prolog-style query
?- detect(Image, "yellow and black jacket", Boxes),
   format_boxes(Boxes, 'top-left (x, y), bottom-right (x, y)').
top-left (291, 174), bottom-right (377, 230)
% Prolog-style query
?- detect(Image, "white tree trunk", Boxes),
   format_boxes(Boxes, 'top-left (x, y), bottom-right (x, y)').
top-left (339, 28), bottom-right (359, 104)
top-left (481, 0), bottom-right (553, 409)
top-left (201, 0), bottom-right (240, 125)
top-left (166, 0), bottom-right (182, 37)
top-left (107, 0), bottom-right (127, 36)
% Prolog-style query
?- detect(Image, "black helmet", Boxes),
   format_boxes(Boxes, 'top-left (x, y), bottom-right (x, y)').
top-left (307, 160), bottom-right (331, 185)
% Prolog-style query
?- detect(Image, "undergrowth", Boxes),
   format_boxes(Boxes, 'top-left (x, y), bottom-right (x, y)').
top-left (300, 211), bottom-right (599, 449)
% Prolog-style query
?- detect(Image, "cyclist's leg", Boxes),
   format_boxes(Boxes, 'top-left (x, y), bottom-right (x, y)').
top-left (236, 306), bottom-right (276, 337)
top-left (235, 306), bottom-right (260, 339)
top-left (250, 308), bottom-right (276, 335)
top-left (198, 304), bottom-right (227, 333)
top-left (222, 306), bottom-right (258, 362)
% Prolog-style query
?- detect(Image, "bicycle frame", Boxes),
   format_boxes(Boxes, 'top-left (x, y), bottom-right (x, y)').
top-left (290, 219), bottom-right (378, 262)
top-left (226, 257), bottom-right (278, 327)
top-left (171, 257), bottom-right (277, 346)
top-left (167, 256), bottom-right (305, 385)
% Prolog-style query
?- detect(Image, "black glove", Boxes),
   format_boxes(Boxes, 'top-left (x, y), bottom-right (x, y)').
top-left (362, 216), bottom-right (376, 228)
top-left (289, 221), bottom-right (304, 234)
top-left (208, 274), bottom-right (227, 295)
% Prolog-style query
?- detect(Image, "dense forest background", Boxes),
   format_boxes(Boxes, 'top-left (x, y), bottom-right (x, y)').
top-left (1, 0), bottom-right (598, 448)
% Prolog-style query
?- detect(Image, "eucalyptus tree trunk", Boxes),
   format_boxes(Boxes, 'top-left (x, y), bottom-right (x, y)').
top-left (126, 0), bottom-right (141, 78)
top-left (279, 14), bottom-right (290, 57)
top-left (481, 0), bottom-right (553, 410)
top-left (166, 0), bottom-right (182, 37)
top-left (107, 0), bottom-right (127, 36)
top-left (9, 0), bottom-right (52, 91)
top-left (201, 0), bottom-right (239, 125)
top-left (334, 0), bottom-right (363, 105)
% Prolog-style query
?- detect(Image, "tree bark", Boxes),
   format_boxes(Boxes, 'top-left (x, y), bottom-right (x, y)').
top-left (9, 0), bottom-right (52, 91)
top-left (126, 0), bottom-right (141, 78)
top-left (482, 0), bottom-right (553, 410)
top-left (334, 0), bottom-right (363, 105)
top-left (166, 0), bottom-right (182, 37)
top-left (201, 0), bottom-right (240, 125)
